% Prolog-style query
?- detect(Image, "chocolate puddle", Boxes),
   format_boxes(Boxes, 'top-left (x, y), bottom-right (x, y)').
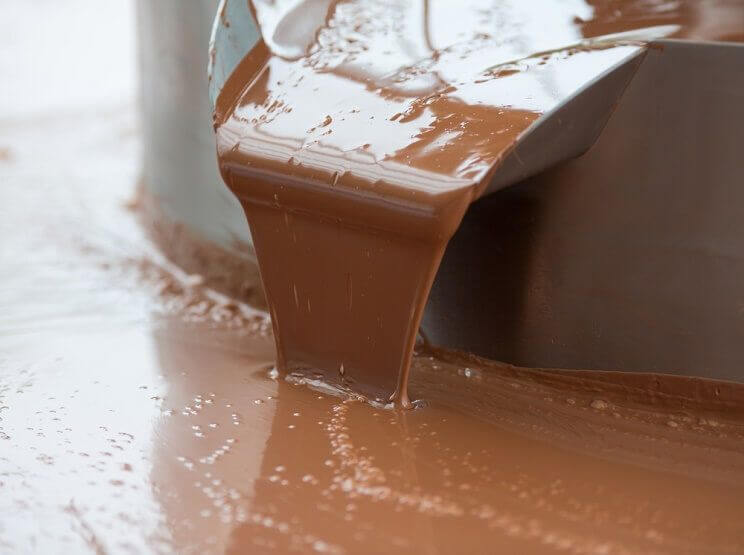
top-left (148, 325), bottom-right (744, 554)
top-left (215, 0), bottom-right (744, 405)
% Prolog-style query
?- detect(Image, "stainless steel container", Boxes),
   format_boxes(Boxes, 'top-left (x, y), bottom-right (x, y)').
top-left (137, 1), bottom-right (265, 303)
top-left (424, 40), bottom-right (744, 382)
top-left (136, 0), bottom-right (252, 252)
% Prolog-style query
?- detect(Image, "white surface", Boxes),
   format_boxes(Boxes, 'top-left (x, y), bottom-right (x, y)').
top-left (0, 0), bottom-right (136, 121)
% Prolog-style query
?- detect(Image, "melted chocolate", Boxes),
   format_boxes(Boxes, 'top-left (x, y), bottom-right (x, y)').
top-left (216, 0), bottom-right (744, 405)
top-left (6, 2), bottom-right (744, 552)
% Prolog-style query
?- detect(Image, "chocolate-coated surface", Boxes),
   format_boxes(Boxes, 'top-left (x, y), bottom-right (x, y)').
top-left (216, 0), bottom-right (744, 404)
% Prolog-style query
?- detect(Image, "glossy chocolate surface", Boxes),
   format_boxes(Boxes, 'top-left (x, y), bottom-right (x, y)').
top-left (216, 0), bottom-right (744, 403)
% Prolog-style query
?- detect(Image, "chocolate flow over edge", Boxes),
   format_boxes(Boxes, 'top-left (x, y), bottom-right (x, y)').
top-left (215, 0), bottom-right (744, 406)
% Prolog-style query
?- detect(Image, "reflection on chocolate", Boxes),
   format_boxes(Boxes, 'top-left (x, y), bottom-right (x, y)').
top-left (144, 324), bottom-right (744, 554)
top-left (215, 0), bottom-right (744, 404)
top-left (5, 275), bottom-right (744, 553)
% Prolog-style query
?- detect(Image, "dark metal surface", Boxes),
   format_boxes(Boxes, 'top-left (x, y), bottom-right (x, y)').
top-left (424, 40), bottom-right (744, 382)
top-left (484, 45), bottom-right (645, 194)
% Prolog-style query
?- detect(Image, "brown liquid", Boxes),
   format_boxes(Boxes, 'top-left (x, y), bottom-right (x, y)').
top-left (7, 152), bottom-right (744, 552)
top-left (216, 0), bottom-right (744, 405)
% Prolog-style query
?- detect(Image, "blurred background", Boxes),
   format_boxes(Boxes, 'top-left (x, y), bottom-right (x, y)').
top-left (1, 1), bottom-right (136, 120)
